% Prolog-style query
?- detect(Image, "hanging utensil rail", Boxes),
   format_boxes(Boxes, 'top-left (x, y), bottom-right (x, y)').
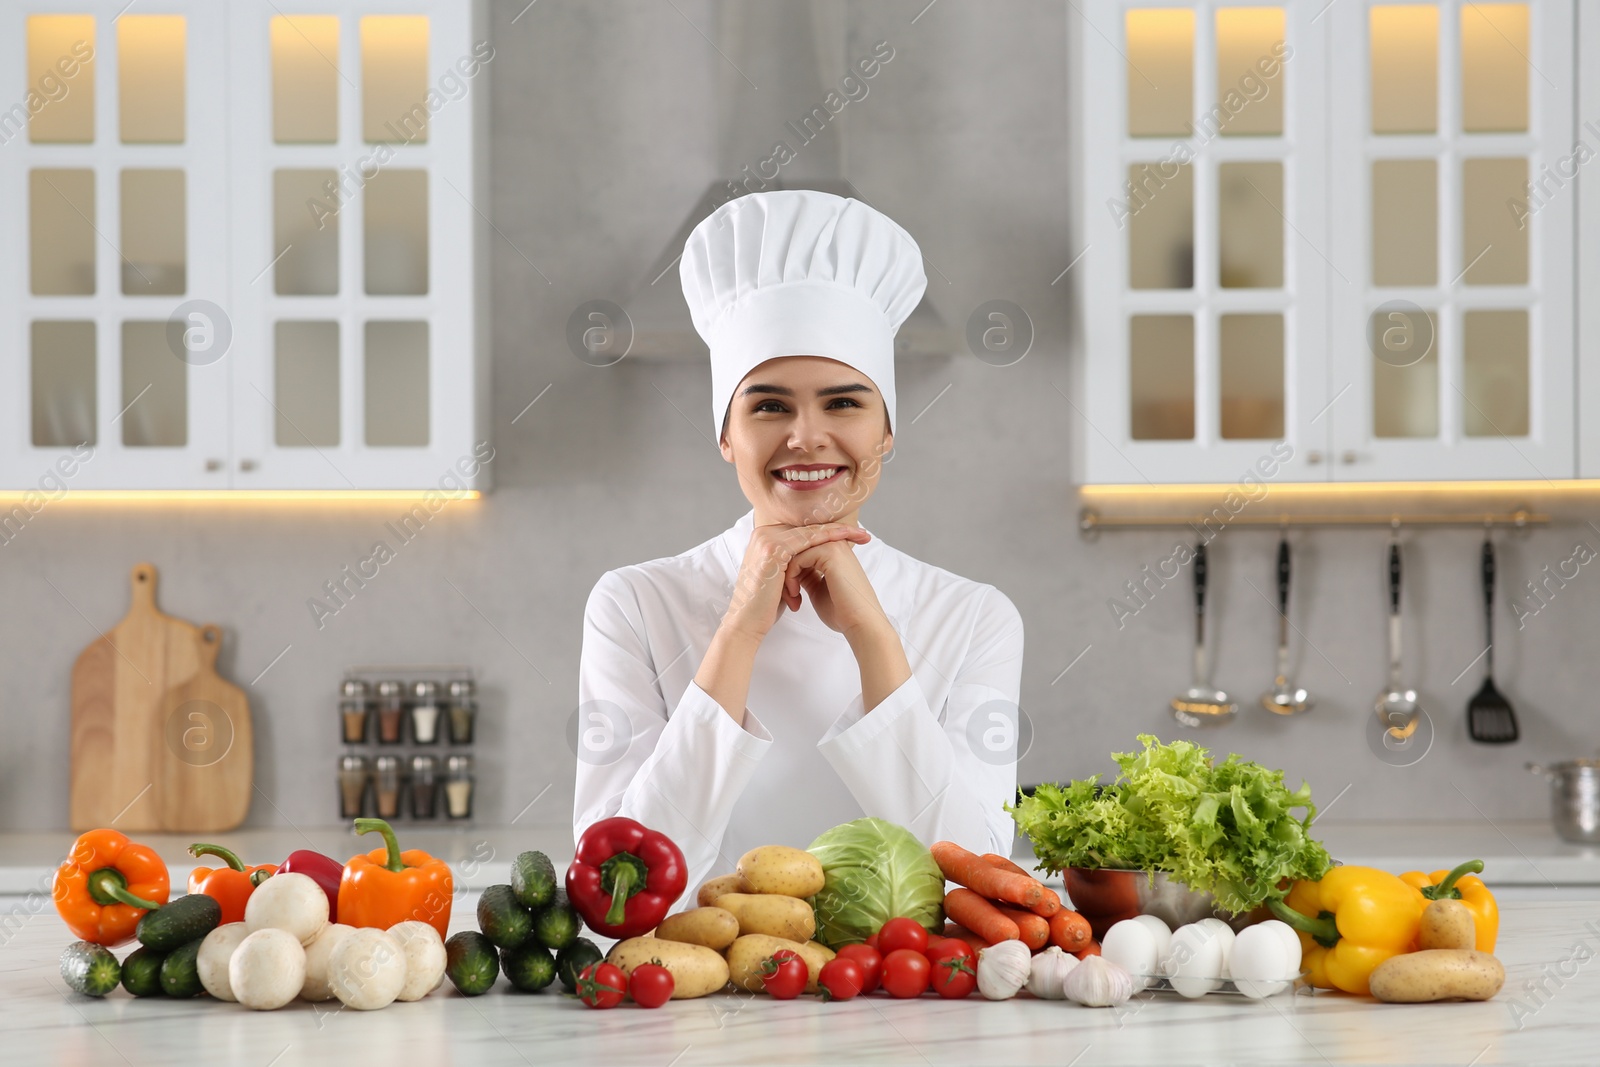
top-left (1079, 508), bottom-right (1548, 535)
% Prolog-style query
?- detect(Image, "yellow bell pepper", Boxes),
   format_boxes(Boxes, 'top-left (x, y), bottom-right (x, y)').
top-left (1268, 866), bottom-right (1426, 995)
top-left (1399, 859), bottom-right (1498, 953)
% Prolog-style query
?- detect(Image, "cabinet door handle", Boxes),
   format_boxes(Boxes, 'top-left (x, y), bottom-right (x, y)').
top-left (205, 458), bottom-right (223, 472)
top-left (239, 459), bottom-right (258, 472)
top-left (1340, 450), bottom-right (1358, 465)
top-left (1306, 450), bottom-right (1324, 465)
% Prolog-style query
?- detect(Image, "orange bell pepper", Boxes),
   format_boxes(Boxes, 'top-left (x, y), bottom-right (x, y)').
top-left (1400, 859), bottom-right (1499, 953)
top-left (337, 818), bottom-right (452, 940)
top-left (187, 843), bottom-right (279, 926)
top-left (52, 829), bottom-right (171, 947)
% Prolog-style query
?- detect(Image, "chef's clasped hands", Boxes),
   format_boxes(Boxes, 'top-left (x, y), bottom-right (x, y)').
top-left (724, 521), bottom-right (889, 641)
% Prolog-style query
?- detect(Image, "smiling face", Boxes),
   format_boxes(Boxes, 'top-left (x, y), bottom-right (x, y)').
top-left (719, 355), bottom-right (893, 528)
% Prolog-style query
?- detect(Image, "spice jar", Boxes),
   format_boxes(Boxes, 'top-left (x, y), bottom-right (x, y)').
top-left (339, 679), bottom-right (371, 744)
top-left (374, 755), bottom-right (402, 819)
top-left (444, 755), bottom-right (474, 819)
top-left (410, 681), bottom-right (442, 745)
top-left (447, 678), bottom-right (476, 745)
top-left (375, 680), bottom-right (405, 744)
top-left (338, 755), bottom-right (371, 818)
top-left (410, 755), bottom-right (439, 819)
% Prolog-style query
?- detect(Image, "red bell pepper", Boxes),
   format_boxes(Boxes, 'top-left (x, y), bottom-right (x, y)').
top-left (566, 817), bottom-right (687, 938)
top-left (278, 849), bottom-right (345, 923)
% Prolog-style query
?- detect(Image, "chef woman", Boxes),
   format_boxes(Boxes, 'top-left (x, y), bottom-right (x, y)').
top-left (573, 189), bottom-right (1025, 900)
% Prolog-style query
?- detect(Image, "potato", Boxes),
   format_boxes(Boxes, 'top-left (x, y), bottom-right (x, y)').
top-left (1369, 949), bottom-right (1505, 1003)
top-left (606, 936), bottom-right (730, 999)
top-left (736, 845), bottom-right (825, 898)
top-left (714, 892), bottom-right (816, 942)
top-left (1418, 899), bottom-right (1477, 951)
top-left (656, 907), bottom-right (740, 951)
top-left (725, 934), bottom-right (835, 994)
top-left (697, 873), bottom-right (748, 908)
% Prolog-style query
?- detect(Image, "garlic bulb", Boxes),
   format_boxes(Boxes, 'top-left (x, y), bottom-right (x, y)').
top-left (1063, 955), bottom-right (1135, 1008)
top-left (1026, 945), bottom-right (1079, 1000)
top-left (976, 939), bottom-right (1032, 1000)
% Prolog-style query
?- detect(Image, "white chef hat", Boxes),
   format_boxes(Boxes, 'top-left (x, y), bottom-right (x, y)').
top-left (679, 189), bottom-right (927, 443)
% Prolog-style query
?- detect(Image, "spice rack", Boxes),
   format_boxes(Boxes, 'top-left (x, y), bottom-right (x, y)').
top-left (336, 664), bottom-right (478, 824)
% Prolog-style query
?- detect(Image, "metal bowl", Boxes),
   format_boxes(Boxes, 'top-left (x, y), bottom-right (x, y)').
top-left (1062, 867), bottom-right (1256, 940)
top-left (1527, 760), bottom-right (1600, 844)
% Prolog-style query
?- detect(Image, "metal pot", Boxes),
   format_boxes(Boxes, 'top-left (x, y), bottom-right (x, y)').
top-left (1527, 759), bottom-right (1600, 844)
top-left (1063, 868), bottom-right (1255, 940)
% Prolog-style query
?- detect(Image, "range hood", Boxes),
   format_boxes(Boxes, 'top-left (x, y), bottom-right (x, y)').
top-left (618, 3), bottom-right (953, 360)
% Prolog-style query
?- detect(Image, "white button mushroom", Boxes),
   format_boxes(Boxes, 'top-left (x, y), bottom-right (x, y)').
top-left (328, 927), bottom-right (408, 1010)
top-left (388, 921), bottom-right (448, 1002)
top-left (196, 923), bottom-right (250, 1002)
top-left (229, 928), bottom-right (308, 1011)
top-left (299, 923), bottom-right (356, 1002)
top-left (244, 872), bottom-right (329, 947)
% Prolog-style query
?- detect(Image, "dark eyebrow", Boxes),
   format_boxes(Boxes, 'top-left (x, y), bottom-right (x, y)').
top-left (739, 383), bottom-right (874, 399)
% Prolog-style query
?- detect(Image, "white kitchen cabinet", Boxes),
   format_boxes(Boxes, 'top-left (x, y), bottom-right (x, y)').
top-left (1077, 0), bottom-right (1578, 485)
top-left (0, 0), bottom-right (491, 491)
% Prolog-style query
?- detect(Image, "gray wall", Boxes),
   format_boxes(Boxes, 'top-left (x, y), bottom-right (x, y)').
top-left (3, 1), bottom-right (1590, 833)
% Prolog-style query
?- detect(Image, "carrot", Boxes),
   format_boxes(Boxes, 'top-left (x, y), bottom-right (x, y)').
top-left (942, 922), bottom-right (989, 955)
top-left (1050, 908), bottom-right (1093, 952)
top-left (980, 855), bottom-right (1062, 917)
top-left (932, 841), bottom-right (1044, 909)
top-left (1073, 938), bottom-right (1101, 960)
top-left (943, 888), bottom-right (1020, 945)
top-left (992, 902), bottom-right (1050, 952)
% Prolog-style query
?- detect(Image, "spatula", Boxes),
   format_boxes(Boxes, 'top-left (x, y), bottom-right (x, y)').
top-left (1467, 536), bottom-right (1518, 743)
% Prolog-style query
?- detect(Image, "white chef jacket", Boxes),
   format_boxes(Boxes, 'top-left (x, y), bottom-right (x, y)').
top-left (572, 508), bottom-right (1025, 910)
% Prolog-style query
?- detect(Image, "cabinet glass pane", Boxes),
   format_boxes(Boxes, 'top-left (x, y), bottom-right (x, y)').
top-left (31, 321), bottom-right (96, 447)
top-left (1371, 160), bottom-right (1436, 286)
top-left (1214, 7), bottom-right (1284, 137)
top-left (275, 169), bottom-right (339, 295)
top-left (275, 322), bottom-right (341, 447)
top-left (1219, 162), bottom-right (1282, 288)
top-left (1462, 158), bottom-right (1528, 285)
top-left (364, 170), bottom-right (428, 295)
top-left (121, 170), bottom-right (186, 295)
top-left (272, 15), bottom-right (339, 143)
top-left (1130, 314), bottom-right (1194, 440)
top-left (1462, 309), bottom-right (1528, 436)
top-left (1220, 314), bottom-right (1284, 439)
top-left (121, 322), bottom-right (186, 447)
top-left (1126, 9), bottom-right (1193, 137)
top-left (362, 16), bottom-right (430, 144)
top-left (1128, 163), bottom-right (1193, 289)
top-left (1370, 6), bottom-right (1438, 134)
top-left (119, 15), bottom-right (185, 143)
top-left (27, 16), bottom-right (95, 143)
top-left (1461, 4), bottom-right (1528, 132)
top-left (31, 169), bottom-right (96, 295)
top-left (365, 321), bottom-right (429, 446)
top-left (1372, 340), bottom-right (1438, 438)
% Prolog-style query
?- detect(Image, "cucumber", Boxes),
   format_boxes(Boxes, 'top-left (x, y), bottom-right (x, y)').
top-left (137, 893), bottom-right (222, 953)
top-left (476, 884), bottom-right (533, 949)
top-left (499, 942), bottom-right (557, 993)
top-left (444, 931), bottom-right (499, 996)
top-left (531, 889), bottom-right (581, 951)
top-left (556, 937), bottom-right (604, 994)
top-left (159, 938), bottom-right (205, 998)
top-left (120, 946), bottom-right (167, 997)
top-left (510, 851), bottom-right (557, 911)
top-left (60, 942), bottom-right (121, 997)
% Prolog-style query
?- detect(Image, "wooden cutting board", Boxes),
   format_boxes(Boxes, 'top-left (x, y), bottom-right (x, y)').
top-left (69, 564), bottom-right (253, 832)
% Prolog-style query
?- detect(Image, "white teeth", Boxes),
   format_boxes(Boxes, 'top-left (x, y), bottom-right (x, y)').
top-left (779, 467), bottom-right (840, 482)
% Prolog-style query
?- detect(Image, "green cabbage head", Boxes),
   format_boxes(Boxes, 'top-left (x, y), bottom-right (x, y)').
top-left (806, 818), bottom-right (946, 948)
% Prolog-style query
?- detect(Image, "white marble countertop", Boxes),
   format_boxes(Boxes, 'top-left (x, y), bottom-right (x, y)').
top-left (3, 894), bottom-right (1598, 1065)
top-left (2, 819), bottom-right (1597, 896)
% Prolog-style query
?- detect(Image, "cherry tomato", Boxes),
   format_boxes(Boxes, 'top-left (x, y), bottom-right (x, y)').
top-left (835, 944), bottom-right (882, 994)
top-left (577, 962), bottom-right (627, 1009)
top-left (926, 941), bottom-right (977, 999)
top-left (880, 948), bottom-right (931, 998)
top-left (923, 936), bottom-right (959, 957)
top-left (628, 962), bottom-right (675, 1008)
top-left (817, 958), bottom-right (865, 1002)
top-left (759, 950), bottom-right (808, 1000)
top-left (864, 932), bottom-right (880, 950)
top-left (877, 917), bottom-right (930, 957)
